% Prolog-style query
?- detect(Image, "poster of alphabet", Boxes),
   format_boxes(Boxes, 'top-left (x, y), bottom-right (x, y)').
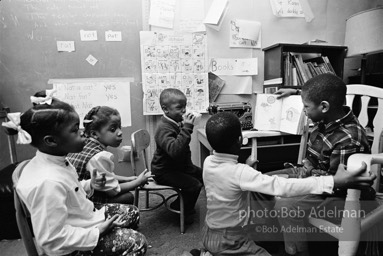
top-left (140, 31), bottom-right (209, 115)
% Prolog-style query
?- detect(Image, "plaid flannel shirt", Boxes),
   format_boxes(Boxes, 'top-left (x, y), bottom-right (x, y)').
top-left (306, 106), bottom-right (370, 176)
top-left (67, 138), bottom-right (109, 204)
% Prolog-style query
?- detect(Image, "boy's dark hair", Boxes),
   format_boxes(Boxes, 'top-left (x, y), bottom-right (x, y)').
top-left (206, 112), bottom-right (242, 153)
top-left (19, 100), bottom-right (76, 147)
top-left (301, 73), bottom-right (346, 108)
top-left (83, 106), bottom-right (120, 137)
top-left (159, 88), bottom-right (186, 106)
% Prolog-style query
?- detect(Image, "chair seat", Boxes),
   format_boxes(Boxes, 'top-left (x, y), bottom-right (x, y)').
top-left (141, 180), bottom-right (180, 191)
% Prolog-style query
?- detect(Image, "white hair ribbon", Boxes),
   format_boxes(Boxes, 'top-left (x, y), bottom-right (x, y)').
top-left (1, 112), bottom-right (32, 144)
top-left (30, 89), bottom-right (57, 105)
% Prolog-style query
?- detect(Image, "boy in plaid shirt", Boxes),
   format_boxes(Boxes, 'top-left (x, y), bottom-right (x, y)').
top-left (268, 73), bottom-right (374, 256)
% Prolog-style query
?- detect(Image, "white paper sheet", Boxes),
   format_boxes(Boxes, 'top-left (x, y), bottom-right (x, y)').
top-left (176, 0), bottom-right (205, 32)
top-left (57, 41), bottom-right (75, 52)
top-left (149, 0), bottom-right (176, 28)
top-left (236, 19), bottom-right (261, 41)
top-left (80, 30), bottom-right (98, 41)
top-left (210, 58), bottom-right (258, 76)
top-left (48, 78), bottom-right (133, 127)
top-left (269, 0), bottom-right (305, 18)
top-left (105, 31), bottom-right (122, 41)
top-left (229, 20), bottom-right (261, 48)
top-left (203, 0), bottom-right (228, 31)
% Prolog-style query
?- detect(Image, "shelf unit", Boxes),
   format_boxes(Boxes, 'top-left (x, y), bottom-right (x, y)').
top-left (263, 43), bottom-right (347, 91)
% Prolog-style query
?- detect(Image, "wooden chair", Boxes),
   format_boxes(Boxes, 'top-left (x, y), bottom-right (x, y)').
top-left (130, 129), bottom-right (185, 234)
top-left (12, 160), bottom-right (41, 256)
top-left (307, 84), bottom-right (383, 255)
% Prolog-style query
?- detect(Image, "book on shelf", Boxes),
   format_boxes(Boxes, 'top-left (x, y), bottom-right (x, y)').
top-left (283, 53), bottom-right (337, 86)
top-left (253, 94), bottom-right (306, 135)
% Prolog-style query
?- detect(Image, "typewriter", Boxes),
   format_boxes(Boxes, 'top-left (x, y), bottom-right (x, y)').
top-left (207, 102), bottom-right (253, 130)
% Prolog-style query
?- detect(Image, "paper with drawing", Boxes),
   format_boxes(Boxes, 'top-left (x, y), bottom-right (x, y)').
top-left (140, 31), bottom-right (209, 115)
top-left (254, 94), bottom-right (305, 134)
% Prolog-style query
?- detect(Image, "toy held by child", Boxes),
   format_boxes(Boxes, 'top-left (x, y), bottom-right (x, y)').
top-left (67, 106), bottom-right (153, 206)
top-left (2, 96), bottom-right (147, 255)
top-left (201, 111), bottom-right (375, 255)
top-left (151, 88), bottom-right (203, 223)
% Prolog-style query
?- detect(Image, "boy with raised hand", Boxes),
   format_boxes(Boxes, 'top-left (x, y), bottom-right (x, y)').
top-left (151, 88), bottom-right (203, 224)
top-left (201, 110), bottom-right (374, 255)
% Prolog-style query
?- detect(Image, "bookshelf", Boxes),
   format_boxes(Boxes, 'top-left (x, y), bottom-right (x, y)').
top-left (263, 43), bottom-right (347, 92)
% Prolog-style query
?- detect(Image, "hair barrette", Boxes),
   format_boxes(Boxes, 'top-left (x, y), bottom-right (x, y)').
top-left (30, 89), bottom-right (57, 105)
top-left (1, 112), bottom-right (32, 144)
top-left (83, 119), bottom-right (93, 124)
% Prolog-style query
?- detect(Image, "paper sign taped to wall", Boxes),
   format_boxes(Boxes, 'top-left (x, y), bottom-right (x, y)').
top-left (236, 19), bottom-right (261, 41)
top-left (210, 58), bottom-right (258, 76)
top-left (105, 31), bottom-right (122, 41)
top-left (269, 0), bottom-right (304, 18)
top-left (57, 41), bottom-right (75, 52)
top-left (80, 30), bottom-right (98, 41)
top-left (48, 78), bottom-right (133, 127)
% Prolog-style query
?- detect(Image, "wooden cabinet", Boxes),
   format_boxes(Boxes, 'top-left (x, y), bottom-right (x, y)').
top-left (263, 43), bottom-right (347, 91)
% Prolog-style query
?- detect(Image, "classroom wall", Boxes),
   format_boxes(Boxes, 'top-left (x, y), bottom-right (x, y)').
top-left (189, 0), bottom-right (380, 167)
top-left (0, 0), bottom-right (381, 171)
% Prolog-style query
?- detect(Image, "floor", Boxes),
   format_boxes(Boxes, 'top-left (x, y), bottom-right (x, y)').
top-left (0, 189), bottom-right (207, 256)
top-left (0, 188), bottom-right (340, 256)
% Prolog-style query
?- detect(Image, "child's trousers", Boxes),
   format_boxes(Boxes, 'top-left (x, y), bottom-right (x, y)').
top-left (201, 223), bottom-right (271, 256)
top-left (155, 165), bottom-right (203, 212)
top-left (67, 203), bottom-right (147, 256)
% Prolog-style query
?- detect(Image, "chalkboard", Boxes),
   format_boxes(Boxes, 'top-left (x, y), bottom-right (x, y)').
top-left (0, 0), bottom-right (146, 169)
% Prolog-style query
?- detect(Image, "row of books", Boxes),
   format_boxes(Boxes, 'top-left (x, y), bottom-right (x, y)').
top-left (283, 52), bottom-right (336, 86)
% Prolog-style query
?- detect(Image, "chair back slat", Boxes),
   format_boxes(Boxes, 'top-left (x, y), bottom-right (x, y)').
top-left (130, 129), bottom-right (151, 176)
top-left (358, 95), bottom-right (370, 128)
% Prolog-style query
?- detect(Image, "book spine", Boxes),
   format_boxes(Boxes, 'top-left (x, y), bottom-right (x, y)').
top-left (292, 67), bottom-right (298, 86)
top-left (292, 54), bottom-right (308, 83)
top-left (323, 56), bottom-right (336, 74)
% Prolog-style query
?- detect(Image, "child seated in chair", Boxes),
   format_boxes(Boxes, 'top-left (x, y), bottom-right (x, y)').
top-left (200, 111), bottom-right (375, 256)
top-left (267, 73), bottom-right (375, 256)
top-left (2, 97), bottom-right (147, 255)
top-left (67, 106), bottom-right (152, 206)
top-left (151, 88), bottom-right (203, 223)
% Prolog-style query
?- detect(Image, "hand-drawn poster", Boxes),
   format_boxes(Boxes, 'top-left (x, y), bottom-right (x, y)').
top-left (230, 20), bottom-right (261, 49)
top-left (140, 31), bottom-right (209, 115)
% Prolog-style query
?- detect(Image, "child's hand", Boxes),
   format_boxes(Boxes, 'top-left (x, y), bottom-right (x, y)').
top-left (90, 170), bottom-right (106, 189)
top-left (245, 156), bottom-right (258, 168)
top-left (97, 214), bottom-right (126, 237)
top-left (274, 88), bottom-right (298, 99)
top-left (119, 176), bottom-right (137, 183)
top-left (183, 112), bottom-right (196, 125)
top-left (137, 169), bottom-right (154, 187)
top-left (333, 163), bottom-right (376, 189)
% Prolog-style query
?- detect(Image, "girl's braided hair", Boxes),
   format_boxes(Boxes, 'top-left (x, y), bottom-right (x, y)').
top-left (82, 106), bottom-right (120, 137)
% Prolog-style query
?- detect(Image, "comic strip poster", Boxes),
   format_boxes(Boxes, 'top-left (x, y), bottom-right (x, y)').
top-left (140, 31), bottom-right (209, 115)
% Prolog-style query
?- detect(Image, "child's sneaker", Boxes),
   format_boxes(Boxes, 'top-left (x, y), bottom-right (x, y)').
top-left (189, 248), bottom-right (212, 256)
